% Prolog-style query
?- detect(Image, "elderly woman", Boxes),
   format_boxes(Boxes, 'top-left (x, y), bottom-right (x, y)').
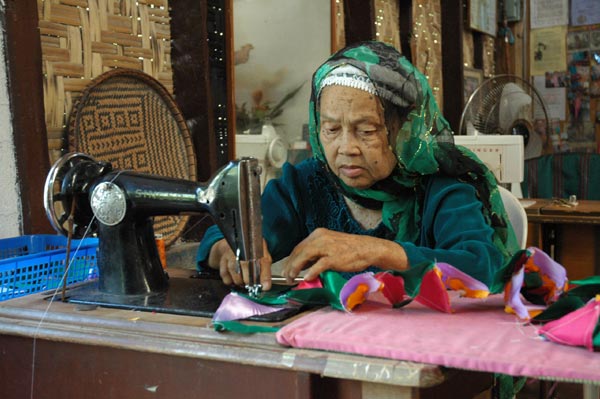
top-left (197, 41), bottom-right (519, 292)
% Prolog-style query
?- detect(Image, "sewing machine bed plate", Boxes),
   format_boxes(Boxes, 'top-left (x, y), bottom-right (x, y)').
top-left (62, 276), bottom-right (302, 322)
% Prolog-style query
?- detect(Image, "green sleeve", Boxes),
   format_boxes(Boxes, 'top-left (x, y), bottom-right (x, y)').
top-left (260, 163), bottom-right (309, 262)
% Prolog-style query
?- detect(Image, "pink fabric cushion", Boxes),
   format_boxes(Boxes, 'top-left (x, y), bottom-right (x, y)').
top-left (276, 293), bottom-right (600, 382)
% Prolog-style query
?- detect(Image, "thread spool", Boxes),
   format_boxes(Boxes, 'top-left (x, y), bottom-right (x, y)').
top-left (155, 234), bottom-right (167, 269)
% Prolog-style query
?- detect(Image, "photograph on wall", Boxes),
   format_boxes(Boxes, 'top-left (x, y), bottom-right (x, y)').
top-left (567, 50), bottom-right (594, 142)
top-left (592, 55), bottom-right (600, 97)
top-left (591, 30), bottom-right (600, 97)
top-left (592, 29), bottom-right (600, 49)
top-left (544, 71), bottom-right (567, 87)
top-left (567, 30), bottom-right (591, 51)
top-left (463, 68), bottom-right (483, 104)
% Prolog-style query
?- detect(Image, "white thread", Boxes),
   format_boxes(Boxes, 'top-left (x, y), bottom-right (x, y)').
top-left (29, 221), bottom-right (95, 398)
top-left (30, 170), bottom-right (124, 398)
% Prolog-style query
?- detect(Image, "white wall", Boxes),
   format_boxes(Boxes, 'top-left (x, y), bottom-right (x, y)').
top-left (0, 8), bottom-right (23, 238)
top-left (233, 0), bottom-right (331, 143)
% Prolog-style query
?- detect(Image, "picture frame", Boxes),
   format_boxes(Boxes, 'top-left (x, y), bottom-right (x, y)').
top-left (469, 0), bottom-right (498, 37)
top-left (463, 67), bottom-right (484, 104)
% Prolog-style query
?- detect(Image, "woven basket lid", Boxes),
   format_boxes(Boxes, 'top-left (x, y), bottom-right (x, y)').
top-left (68, 68), bottom-right (197, 247)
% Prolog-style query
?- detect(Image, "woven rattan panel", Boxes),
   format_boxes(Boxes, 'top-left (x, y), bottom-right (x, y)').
top-left (68, 68), bottom-right (197, 247)
top-left (37, 0), bottom-right (173, 164)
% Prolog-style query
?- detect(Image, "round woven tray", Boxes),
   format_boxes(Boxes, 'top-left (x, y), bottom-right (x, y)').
top-left (68, 68), bottom-right (197, 247)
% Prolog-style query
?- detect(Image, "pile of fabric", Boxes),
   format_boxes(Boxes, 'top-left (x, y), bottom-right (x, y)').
top-left (212, 246), bottom-right (600, 353)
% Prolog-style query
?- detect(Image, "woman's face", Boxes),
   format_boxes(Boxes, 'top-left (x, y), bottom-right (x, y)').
top-left (319, 85), bottom-right (397, 189)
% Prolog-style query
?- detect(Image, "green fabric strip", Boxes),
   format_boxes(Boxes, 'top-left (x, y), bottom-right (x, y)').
top-left (570, 276), bottom-right (600, 285)
top-left (593, 323), bottom-right (600, 349)
top-left (532, 295), bottom-right (586, 323)
top-left (213, 320), bottom-right (281, 333)
top-left (237, 284), bottom-right (292, 306)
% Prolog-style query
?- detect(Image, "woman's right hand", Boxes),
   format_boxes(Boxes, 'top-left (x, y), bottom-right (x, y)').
top-left (207, 239), bottom-right (273, 290)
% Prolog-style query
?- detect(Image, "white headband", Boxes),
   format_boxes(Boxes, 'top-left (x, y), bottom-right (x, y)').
top-left (319, 64), bottom-right (377, 95)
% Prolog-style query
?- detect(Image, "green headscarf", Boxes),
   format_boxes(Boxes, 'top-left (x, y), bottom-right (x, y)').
top-left (309, 41), bottom-right (519, 280)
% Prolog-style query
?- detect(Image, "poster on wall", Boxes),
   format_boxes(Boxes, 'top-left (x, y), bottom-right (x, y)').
top-left (530, 26), bottom-right (568, 76)
top-left (571, 0), bottom-right (600, 27)
top-left (533, 75), bottom-right (567, 121)
top-left (469, 0), bottom-right (497, 36)
top-left (531, 0), bottom-right (569, 29)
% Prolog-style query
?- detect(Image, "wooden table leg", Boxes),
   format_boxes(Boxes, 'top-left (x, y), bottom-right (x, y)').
top-left (541, 223), bottom-right (557, 260)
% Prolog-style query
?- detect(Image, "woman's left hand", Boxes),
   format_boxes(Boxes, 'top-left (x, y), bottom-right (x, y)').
top-left (281, 228), bottom-right (408, 282)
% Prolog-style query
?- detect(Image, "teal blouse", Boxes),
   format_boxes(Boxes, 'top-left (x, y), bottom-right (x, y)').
top-left (197, 158), bottom-right (504, 287)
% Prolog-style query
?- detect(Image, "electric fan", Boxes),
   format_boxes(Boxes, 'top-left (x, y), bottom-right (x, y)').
top-left (458, 74), bottom-right (550, 160)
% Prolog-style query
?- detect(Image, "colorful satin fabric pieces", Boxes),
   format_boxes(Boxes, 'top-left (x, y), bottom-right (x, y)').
top-left (212, 246), bottom-right (600, 352)
top-left (534, 276), bottom-right (600, 351)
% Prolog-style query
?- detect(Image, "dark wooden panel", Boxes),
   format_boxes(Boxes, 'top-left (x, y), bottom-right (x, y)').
top-left (440, 0), bottom-right (465, 133)
top-left (343, 0), bottom-right (374, 45)
top-left (0, 334), bottom-right (312, 399)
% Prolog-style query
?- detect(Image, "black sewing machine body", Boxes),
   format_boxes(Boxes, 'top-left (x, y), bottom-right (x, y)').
top-left (42, 153), bottom-right (297, 320)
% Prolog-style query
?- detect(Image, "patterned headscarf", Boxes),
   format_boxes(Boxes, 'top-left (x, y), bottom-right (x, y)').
top-left (309, 41), bottom-right (519, 279)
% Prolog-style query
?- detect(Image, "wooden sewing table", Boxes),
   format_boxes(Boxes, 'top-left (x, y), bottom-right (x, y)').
top-left (521, 198), bottom-right (600, 279)
top-left (0, 269), bottom-right (490, 399)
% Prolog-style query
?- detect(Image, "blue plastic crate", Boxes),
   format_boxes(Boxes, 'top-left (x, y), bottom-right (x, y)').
top-left (0, 235), bottom-right (99, 301)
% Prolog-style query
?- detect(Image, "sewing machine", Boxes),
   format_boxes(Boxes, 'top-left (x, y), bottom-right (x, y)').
top-left (42, 152), bottom-right (272, 317)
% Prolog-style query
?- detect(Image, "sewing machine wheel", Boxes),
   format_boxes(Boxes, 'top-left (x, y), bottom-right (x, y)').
top-left (44, 152), bottom-right (98, 238)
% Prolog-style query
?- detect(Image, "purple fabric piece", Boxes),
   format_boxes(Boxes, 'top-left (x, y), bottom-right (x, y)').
top-left (212, 292), bottom-right (285, 322)
top-left (339, 272), bottom-right (383, 311)
top-left (529, 247), bottom-right (568, 300)
top-left (436, 262), bottom-right (489, 293)
top-left (506, 247), bottom-right (568, 320)
top-left (506, 265), bottom-right (529, 320)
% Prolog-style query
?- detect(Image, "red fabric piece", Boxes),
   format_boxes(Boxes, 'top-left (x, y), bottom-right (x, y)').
top-left (414, 269), bottom-right (452, 313)
top-left (375, 272), bottom-right (409, 305)
top-left (293, 278), bottom-right (323, 290)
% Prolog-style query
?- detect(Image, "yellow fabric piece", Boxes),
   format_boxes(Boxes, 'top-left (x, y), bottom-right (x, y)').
top-left (446, 278), bottom-right (490, 299)
top-left (346, 283), bottom-right (370, 311)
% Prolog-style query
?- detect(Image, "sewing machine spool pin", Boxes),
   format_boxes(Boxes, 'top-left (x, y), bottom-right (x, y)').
top-left (43, 152), bottom-right (265, 314)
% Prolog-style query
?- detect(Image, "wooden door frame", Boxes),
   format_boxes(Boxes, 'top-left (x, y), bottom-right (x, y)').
top-left (4, 0), bottom-right (52, 234)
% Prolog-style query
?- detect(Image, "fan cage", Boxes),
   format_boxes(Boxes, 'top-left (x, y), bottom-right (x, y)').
top-left (458, 74), bottom-right (550, 140)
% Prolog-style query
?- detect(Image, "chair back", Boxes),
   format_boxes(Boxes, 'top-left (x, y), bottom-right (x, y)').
top-left (68, 68), bottom-right (197, 247)
top-left (498, 185), bottom-right (528, 249)
top-left (521, 152), bottom-right (600, 200)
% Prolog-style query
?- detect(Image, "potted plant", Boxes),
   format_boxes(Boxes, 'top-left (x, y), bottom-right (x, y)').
top-left (236, 82), bottom-right (304, 135)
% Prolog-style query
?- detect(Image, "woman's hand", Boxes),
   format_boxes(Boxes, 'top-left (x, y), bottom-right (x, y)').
top-left (282, 228), bottom-right (408, 282)
top-left (207, 239), bottom-right (273, 290)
